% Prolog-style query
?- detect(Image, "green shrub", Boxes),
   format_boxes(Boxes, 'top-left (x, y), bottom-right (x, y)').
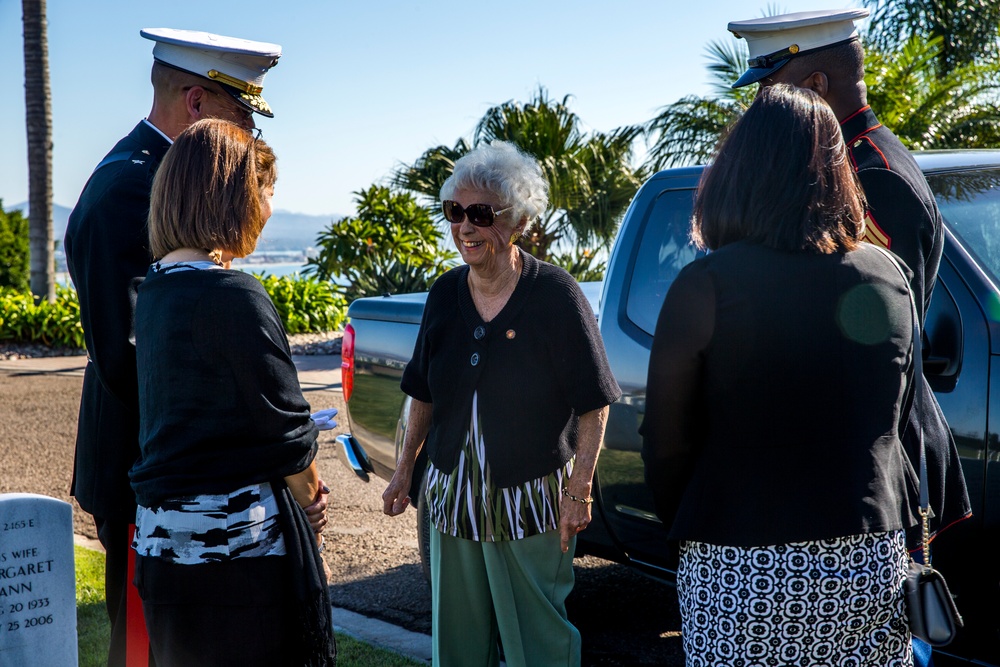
top-left (255, 273), bottom-right (347, 334)
top-left (0, 273), bottom-right (343, 351)
top-left (305, 185), bottom-right (457, 300)
top-left (0, 200), bottom-right (30, 292)
top-left (0, 284), bottom-right (85, 348)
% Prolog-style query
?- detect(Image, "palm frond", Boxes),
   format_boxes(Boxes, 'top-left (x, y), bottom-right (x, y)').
top-left (862, 0), bottom-right (1000, 76)
top-left (391, 138), bottom-right (471, 201)
top-left (644, 96), bottom-right (744, 172)
top-left (396, 87), bottom-right (645, 260)
top-left (704, 39), bottom-right (750, 100)
top-left (866, 34), bottom-right (1000, 150)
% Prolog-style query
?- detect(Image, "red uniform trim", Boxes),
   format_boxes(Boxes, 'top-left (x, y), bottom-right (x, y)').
top-left (843, 107), bottom-right (884, 146)
top-left (907, 510), bottom-right (974, 554)
top-left (856, 135), bottom-right (890, 170)
top-left (125, 524), bottom-right (151, 666)
top-left (841, 105), bottom-right (871, 124)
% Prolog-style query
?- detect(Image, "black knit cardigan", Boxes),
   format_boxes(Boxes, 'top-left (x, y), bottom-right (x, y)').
top-left (401, 251), bottom-right (621, 487)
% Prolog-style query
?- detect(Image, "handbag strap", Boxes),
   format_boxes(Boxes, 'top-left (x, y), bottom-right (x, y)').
top-left (871, 245), bottom-right (932, 571)
top-left (912, 295), bottom-right (932, 573)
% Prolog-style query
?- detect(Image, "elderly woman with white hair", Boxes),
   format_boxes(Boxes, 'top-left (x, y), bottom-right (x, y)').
top-left (383, 141), bottom-right (620, 667)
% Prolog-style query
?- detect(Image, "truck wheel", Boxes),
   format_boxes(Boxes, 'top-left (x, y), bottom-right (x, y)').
top-left (416, 475), bottom-right (432, 585)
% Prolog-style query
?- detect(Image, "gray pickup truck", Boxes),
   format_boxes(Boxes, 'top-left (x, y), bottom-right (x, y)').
top-left (335, 151), bottom-right (1000, 665)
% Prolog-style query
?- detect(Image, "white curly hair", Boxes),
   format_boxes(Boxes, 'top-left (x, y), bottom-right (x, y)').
top-left (440, 141), bottom-right (549, 227)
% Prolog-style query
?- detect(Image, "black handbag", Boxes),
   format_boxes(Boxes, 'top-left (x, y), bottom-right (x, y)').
top-left (892, 245), bottom-right (964, 646)
top-left (902, 408), bottom-right (963, 646)
top-left (905, 560), bottom-right (962, 646)
top-left (902, 393), bottom-right (963, 646)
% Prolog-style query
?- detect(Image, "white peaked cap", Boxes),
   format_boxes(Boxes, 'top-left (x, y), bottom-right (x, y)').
top-left (141, 28), bottom-right (282, 117)
top-left (727, 9), bottom-right (870, 88)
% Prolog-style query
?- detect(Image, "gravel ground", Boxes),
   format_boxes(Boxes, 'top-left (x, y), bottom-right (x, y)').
top-left (0, 344), bottom-right (683, 666)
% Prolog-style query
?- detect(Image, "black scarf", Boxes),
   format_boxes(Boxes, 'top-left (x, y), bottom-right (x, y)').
top-left (274, 480), bottom-right (337, 666)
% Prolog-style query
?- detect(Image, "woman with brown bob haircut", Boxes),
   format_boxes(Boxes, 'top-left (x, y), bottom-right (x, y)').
top-left (642, 84), bottom-right (919, 665)
top-left (130, 118), bottom-right (336, 666)
top-left (148, 118), bottom-right (275, 263)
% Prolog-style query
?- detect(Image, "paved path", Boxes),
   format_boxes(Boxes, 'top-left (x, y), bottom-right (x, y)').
top-left (0, 353), bottom-right (434, 664)
top-left (0, 354), bottom-right (682, 666)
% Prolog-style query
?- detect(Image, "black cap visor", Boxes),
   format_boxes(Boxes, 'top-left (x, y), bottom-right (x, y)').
top-left (732, 59), bottom-right (791, 88)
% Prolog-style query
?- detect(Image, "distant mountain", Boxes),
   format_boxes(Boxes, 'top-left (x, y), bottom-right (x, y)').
top-left (257, 210), bottom-right (344, 252)
top-left (7, 201), bottom-right (343, 252)
top-left (5, 202), bottom-right (72, 242)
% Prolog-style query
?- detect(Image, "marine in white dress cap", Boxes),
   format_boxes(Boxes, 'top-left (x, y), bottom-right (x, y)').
top-left (140, 28), bottom-right (281, 117)
top-left (728, 9), bottom-right (869, 88)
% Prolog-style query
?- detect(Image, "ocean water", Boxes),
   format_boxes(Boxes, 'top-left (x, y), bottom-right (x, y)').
top-left (232, 262), bottom-right (312, 278)
top-left (236, 263), bottom-right (350, 286)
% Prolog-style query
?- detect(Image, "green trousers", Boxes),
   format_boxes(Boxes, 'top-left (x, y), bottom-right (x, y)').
top-left (430, 528), bottom-right (581, 667)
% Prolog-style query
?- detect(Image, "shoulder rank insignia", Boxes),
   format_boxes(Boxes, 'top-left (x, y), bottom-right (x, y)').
top-left (863, 211), bottom-right (891, 249)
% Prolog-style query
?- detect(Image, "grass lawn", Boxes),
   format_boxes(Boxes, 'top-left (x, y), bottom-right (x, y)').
top-left (74, 546), bottom-right (424, 666)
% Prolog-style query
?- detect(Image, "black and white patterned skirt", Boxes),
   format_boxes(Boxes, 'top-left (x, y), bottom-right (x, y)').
top-left (677, 531), bottom-right (912, 666)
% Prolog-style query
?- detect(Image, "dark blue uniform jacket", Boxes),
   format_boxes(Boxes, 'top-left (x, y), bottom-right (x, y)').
top-left (842, 105), bottom-right (972, 542)
top-left (64, 121), bottom-right (171, 522)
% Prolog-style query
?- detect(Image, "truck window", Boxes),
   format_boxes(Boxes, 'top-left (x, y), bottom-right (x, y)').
top-left (626, 188), bottom-right (702, 336)
top-left (929, 168), bottom-right (1000, 286)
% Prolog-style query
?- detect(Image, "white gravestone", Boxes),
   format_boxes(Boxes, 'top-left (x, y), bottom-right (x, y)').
top-left (0, 494), bottom-right (78, 667)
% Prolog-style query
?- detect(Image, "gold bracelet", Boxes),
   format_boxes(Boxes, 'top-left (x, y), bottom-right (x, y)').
top-left (561, 487), bottom-right (593, 504)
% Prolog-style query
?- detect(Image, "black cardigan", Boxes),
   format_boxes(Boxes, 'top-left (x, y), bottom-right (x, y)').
top-left (641, 241), bottom-right (919, 547)
top-left (130, 268), bottom-right (317, 507)
top-left (401, 251), bottom-right (621, 487)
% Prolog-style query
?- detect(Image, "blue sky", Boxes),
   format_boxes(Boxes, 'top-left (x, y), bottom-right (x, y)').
top-left (1, 0), bottom-right (859, 217)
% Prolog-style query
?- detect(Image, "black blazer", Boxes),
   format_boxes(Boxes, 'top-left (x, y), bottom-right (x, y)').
top-left (641, 241), bottom-right (919, 547)
top-left (64, 121), bottom-right (171, 521)
top-left (842, 106), bottom-right (971, 539)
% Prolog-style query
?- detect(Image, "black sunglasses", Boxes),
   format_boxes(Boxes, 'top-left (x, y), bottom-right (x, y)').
top-left (442, 200), bottom-right (514, 227)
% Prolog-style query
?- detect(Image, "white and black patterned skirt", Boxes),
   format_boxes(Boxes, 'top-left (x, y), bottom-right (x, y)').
top-left (677, 531), bottom-right (912, 666)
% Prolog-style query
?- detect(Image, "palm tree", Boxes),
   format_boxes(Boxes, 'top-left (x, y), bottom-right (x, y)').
top-left (394, 88), bottom-right (645, 263)
top-left (644, 28), bottom-right (1000, 171)
top-left (644, 40), bottom-right (754, 171)
top-left (865, 35), bottom-right (1000, 149)
top-left (22, 0), bottom-right (54, 302)
top-left (862, 0), bottom-right (1000, 77)
top-left (393, 139), bottom-right (471, 204)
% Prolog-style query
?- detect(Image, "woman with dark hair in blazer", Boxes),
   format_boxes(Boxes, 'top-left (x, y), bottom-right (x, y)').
top-left (642, 84), bottom-right (918, 665)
